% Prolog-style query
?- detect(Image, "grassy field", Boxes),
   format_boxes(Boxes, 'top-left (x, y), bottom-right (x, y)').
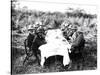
top-left (11, 33), bottom-right (97, 74)
top-left (11, 9), bottom-right (97, 74)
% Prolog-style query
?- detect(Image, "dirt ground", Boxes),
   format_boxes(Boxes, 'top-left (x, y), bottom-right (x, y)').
top-left (11, 32), bottom-right (97, 74)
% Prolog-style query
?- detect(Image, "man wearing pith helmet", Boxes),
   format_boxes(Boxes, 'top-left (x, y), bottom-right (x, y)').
top-left (25, 25), bottom-right (36, 53)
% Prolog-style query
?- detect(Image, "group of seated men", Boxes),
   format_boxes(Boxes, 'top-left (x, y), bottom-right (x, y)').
top-left (24, 21), bottom-right (85, 66)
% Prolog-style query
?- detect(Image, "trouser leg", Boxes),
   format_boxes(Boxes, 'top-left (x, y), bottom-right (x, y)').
top-left (33, 50), bottom-right (40, 65)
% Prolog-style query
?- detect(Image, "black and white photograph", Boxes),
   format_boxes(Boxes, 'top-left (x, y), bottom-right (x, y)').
top-left (11, 0), bottom-right (97, 74)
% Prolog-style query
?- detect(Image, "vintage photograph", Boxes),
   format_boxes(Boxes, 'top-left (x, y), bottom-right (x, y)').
top-left (11, 0), bottom-right (97, 74)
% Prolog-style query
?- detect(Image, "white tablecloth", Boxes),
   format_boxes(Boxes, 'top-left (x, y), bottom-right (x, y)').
top-left (39, 41), bottom-right (71, 66)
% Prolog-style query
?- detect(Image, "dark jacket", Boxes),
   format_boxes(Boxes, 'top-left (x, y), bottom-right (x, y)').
top-left (27, 33), bottom-right (36, 48)
top-left (71, 32), bottom-right (85, 53)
